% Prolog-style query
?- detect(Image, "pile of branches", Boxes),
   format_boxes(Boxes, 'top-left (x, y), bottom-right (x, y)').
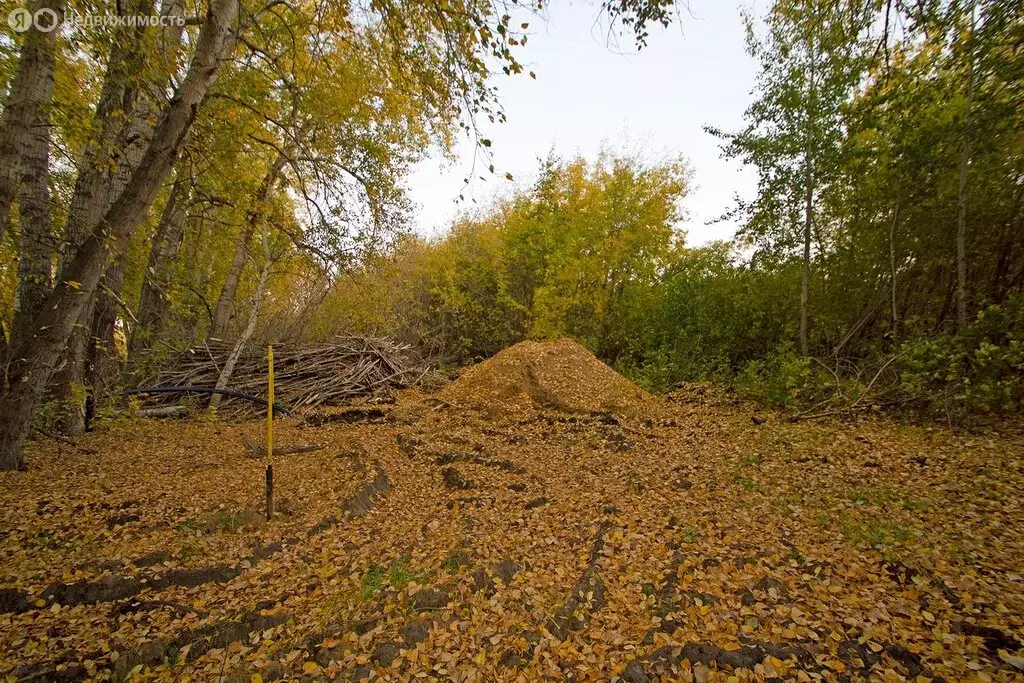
top-left (147, 337), bottom-right (426, 411)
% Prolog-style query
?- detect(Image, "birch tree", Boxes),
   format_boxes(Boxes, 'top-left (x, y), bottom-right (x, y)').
top-left (708, 0), bottom-right (870, 356)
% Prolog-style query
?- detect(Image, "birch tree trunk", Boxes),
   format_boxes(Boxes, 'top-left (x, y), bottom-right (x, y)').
top-left (209, 260), bottom-right (271, 410)
top-left (889, 203), bottom-right (900, 337)
top-left (9, 82), bottom-right (57, 355)
top-left (799, 35), bottom-right (817, 358)
top-left (0, 0), bottom-right (239, 471)
top-left (0, 0), bottom-right (63, 242)
top-left (129, 177), bottom-right (191, 361)
top-left (208, 152), bottom-right (287, 340)
top-left (956, 0), bottom-right (976, 330)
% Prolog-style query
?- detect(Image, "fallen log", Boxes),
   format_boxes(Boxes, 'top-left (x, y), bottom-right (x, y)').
top-left (137, 406), bottom-right (189, 418)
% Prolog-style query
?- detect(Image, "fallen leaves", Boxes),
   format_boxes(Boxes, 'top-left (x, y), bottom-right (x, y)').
top-left (0, 367), bottom-right (1022, 681)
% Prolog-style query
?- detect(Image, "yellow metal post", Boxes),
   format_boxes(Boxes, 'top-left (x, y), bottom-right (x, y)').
top-left (265, 345), bottom-right (274, 520)
top-left (267, 345), bottom-right (274, 459)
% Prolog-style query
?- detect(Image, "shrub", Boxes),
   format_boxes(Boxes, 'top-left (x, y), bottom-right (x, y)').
top-left (898, 296), bottom-right (1024, 417)
top-left (733, 342), bottom-right (813, 406)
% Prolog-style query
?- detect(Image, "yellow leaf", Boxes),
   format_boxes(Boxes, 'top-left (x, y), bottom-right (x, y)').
top-left (302, 661), bottom-right (318, 673)
top-left (251, 675), bottom-right (263, 683)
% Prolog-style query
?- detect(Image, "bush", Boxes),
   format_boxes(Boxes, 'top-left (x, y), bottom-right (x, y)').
top-left (898, 295), bottom-right (1024, 417)
top-left (733, 342), bottom-right (813, 406)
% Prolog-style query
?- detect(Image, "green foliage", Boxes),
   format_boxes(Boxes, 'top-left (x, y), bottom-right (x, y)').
top-left (898, 296), bottom-right (1024, 416)
top-left (635, 243), bottom-right (796, 387)
top-left (32, 400), bottom-right (65, 435)
top-left (5, 0), bottom-right (1016, 430)
top-left (313, 151), bottom-right (688, 366)
top-left (360, 565), bottom-right (386, 600)
top-left (733, 343), bottom-right (813, 407)
top-left (739, 452), bottom-right (763, 469)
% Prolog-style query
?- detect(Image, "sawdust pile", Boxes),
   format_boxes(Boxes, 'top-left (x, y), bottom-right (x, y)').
top-left (438, 338), bottom-right (653, 417)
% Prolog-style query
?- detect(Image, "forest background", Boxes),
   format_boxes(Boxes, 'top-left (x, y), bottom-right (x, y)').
top-left (0, 0), bottom-right (1022, 470)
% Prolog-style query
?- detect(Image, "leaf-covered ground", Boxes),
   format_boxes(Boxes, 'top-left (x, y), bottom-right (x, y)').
top-left (1, 388), bottom-right (1023, 682)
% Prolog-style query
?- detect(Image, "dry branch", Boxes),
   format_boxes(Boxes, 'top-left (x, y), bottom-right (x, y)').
top-left (145, 336), bottom-right (423, 412)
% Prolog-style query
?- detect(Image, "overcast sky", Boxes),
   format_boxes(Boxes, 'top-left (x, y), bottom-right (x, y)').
top-left (404, 0), bottom-right (766, 246)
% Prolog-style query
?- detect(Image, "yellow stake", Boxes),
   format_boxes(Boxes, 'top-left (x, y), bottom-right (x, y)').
top-left (266, 345), bottom-right (274, 463)
top-left (265, 345), bottom-right (274, 520)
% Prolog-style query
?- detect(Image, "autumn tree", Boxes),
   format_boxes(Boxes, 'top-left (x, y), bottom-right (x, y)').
top-left (0, 0), bottom-right (683, 469)
top-left (709, 0), bottom-right (871, 356)
top-left (0, 0), bottom-right (239, 469)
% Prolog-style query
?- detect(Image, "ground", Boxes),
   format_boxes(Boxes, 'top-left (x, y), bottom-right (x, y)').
top-left (1, 357), bottom-right (1023, 681)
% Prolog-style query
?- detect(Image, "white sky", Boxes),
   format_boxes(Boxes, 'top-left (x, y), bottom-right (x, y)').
top-left (405, 0), bottom-right (766, 246)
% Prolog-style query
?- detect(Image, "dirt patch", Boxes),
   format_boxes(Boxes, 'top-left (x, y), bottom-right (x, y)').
top-left (438, 339), bottom-right (653, 418)
top-left (303, 407), bottom-right (389, 426)
top-left (441, 467), bottom-right (475, 490)
top-left (547, 524), bottom-right (609, 639)
top-left (410, 587), bottom-right (450, 611)
top-left (109, 612), bottom-right (290, 680)
top-left (0, 587), bottom-right (30, 614)
top-left (42, 575), bottom-right (143, 606)
top-left (342, 464), bottom-right (391, 517)
top-left (472, 559), bottom-right (520, 596)
top-left (132, 550), bottom-right (172, 567)
top-left (954, 621), bottom-right (1024, 656)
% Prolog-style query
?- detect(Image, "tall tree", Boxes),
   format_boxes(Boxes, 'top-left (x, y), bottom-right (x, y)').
top-left (208, 152), bottom-right (287, 340)
top-left (7, 5), bottom-right (60, 353)
top-left (0, 0), bottom-right (240, 470)
top-left (49, 0), bottom-right (189, 433)
top-left (956, 0), bottom-right (976, 329)
top-left (0, 0), bottom-right (63, 242)
top-left (129, 176), bottom-right (192, 360)
top-left (708, 0), bottom-right (870, 356)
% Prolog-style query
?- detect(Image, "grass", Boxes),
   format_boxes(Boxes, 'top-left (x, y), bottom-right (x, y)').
top-left (846, 486), bottom-right (887, 505)
top-left (360, 557), bottom-right (430, 600)
top-left (739, 452), bottom-right (763, 469)
top-left (840, 515), bottom-right (916, 550)
top-left (733, 474), bottom-right (758, 492)
top-left (361, 565), bottom-right (386, 600)
top-left (678, 522), bottom-right (699, 544)
top-left (388, 557), bottom-right (422, 589)
top-left (176, 509), bottom-right (264, 536)
top-left (901, 498), bottom-right (932, 512)
top-left (174, 518), bottom-right (204, 535)
top-left (441, 550), bottom-right (469, 574)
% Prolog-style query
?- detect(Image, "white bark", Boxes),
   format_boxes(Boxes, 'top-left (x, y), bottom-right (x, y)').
top-left (0, 0), bottom-right (239, 471)
top-left (956, 0), bottom-right (976, 330)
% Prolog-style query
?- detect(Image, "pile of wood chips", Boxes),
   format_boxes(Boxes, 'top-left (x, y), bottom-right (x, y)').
top-left (438, 338), bottom-right (654, 419)
top-left (148, 337), bottom-right (426, 411)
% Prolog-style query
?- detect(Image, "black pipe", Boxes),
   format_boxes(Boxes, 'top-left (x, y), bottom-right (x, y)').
top-left (121, 386), bottom-right (290, 415)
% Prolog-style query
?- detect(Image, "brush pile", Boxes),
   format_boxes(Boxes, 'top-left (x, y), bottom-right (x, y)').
top-left (147, 337), bottom-right (425, 410)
